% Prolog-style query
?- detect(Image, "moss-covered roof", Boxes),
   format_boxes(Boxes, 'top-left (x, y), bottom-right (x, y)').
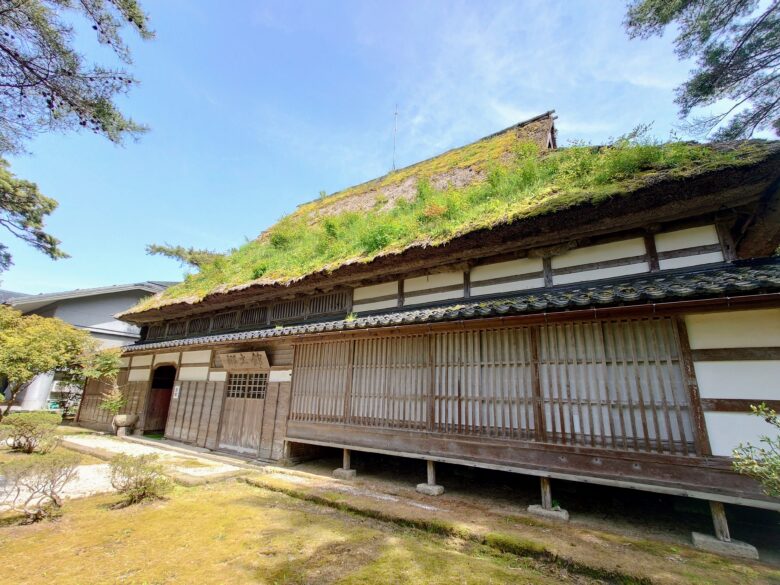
top-left (124, 112), bottom-right (780, 318)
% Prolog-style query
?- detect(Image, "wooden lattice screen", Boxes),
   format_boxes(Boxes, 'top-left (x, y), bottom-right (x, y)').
top-left (290, 317), bottom-right (696, 456)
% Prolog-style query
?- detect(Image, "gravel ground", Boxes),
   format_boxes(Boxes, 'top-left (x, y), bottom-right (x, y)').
top-left (1, 434), bottom-right (243, 512)
top-left (62, 434), bottom-right (241, 478)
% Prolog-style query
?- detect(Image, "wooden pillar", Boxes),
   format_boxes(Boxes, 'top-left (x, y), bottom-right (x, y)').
top-left (674, 317), bottom-right (711, 456)
top-left (528, 475), bottom-right (568, 520)
top-left (426, 460), bottom-right (436, 486)
top-left (540, 477), bottom-right (553, 510)
top-left (710, 501), bottom-right (731, 542)
top-left (343, 448), bottom-right (351, 471)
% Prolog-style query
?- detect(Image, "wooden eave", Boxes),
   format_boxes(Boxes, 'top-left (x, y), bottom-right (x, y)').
top-left (123, 149), bottom-right (780, 325)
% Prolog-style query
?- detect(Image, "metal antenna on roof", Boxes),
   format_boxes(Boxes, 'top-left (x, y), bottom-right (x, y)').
top-left (392, 104), bottom-right (398, 171)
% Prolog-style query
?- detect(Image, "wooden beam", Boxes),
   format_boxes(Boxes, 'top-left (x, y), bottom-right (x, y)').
top-left (427, 460), bottom-right (436, 486)
top-left (284, 421), bottom-right (777, 506)
top-left (691, 347), bottom-right (780, 361)
top-left (700, 398), bottom-right (780, 412)
top-left (644, 234), bottom-right (660, 272)
top-left (674, 317), bottom-right (711, 457)
top-left (343, 448), bottom-right (351, 471)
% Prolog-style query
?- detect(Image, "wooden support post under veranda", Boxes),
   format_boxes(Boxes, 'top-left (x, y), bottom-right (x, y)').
top-left (332, 448), bottom-right (357, 480)
top-left (527, 476), bottom-right (569, 522)
top-left (416, 459), bottom-right (444, 496)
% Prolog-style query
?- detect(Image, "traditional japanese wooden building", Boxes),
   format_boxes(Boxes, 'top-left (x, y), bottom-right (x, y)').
top-left (79, 112), bottom-right (780, 554)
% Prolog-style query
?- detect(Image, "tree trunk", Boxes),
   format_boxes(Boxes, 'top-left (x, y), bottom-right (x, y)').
top-left (0, 382), bottom-right (23, 422)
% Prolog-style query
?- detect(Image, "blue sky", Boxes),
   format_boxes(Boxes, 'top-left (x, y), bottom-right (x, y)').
top-left (0, 0), bottom-right (734, 293)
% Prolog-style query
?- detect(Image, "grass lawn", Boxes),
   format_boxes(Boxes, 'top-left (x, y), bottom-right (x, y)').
top-left (0, 480), bottom-right (583, 585)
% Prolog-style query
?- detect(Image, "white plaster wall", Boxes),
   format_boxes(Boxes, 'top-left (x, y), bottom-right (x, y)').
top-left (655, 224), bottom-right (719, 252)
top-left (130, 355), bottom-right (153, 367)
top-left (552, 238), bottom-right (646, 270)
top-left (659, 251), bottom-right (724, 270)
top-left (471, 258), bottom-right (543, 281)
top-left (405, 271), bottom-right (463, 293)
top-left (128, 368), bottom-right (151, 382)
top-left (270, 369), bottom-right (292, 382)
top-left (208, 371), bottom-right (227, 382)
top-left (554, 262), bottom-right (649, 286)
top-left (353, 281), bottom-right (398, 301)
top-left (180, 350), bottom-right (212, 364)
top-left (685, 309), bottom-right (780, 349)
top-left (471, 278), bottom-right (546, 296)
top-left (705, 412), bottom-right (774, 457)
top-left (178, 366), bottom-right (210, 381)
top-left (694, 361), bottom-right (780, 399)
top-left (405, 290), bottom-right (464, 306)
top-left (353, 299), bottom-right (398, 312)
top-left (118, 357), bottom-right (130, 368)
top-left (153, 352), bottom-right (180, 365)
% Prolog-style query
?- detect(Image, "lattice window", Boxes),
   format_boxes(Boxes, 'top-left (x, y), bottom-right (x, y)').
top-left (240, 306), bottom-right (268, 328)
top-left (147, 324), bottom-right (166, 340)
top-left (226, 372), bottom-right (268, 399)
top-left (309, 291), bottom-right (350, 315)
top-left (271, 299), bottom-right (306, 322)
top-left (188, 316), bottom-right (211, 336)
top-left (166, 321), bottom-right (187, 338)
top-left (212, 311), bottom-right (237, 331)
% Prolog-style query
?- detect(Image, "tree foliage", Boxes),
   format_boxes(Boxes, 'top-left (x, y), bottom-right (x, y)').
top-left (0, 304), bottom-right (120, 421)
top-left (146, 243), bottom-right (224, 269)
top-left (0, 0), bottom-right (153, 154)
top-left (732, 403), bottom-right (780, 498)
top-left (0, 158), bottom-right (66, 270)
top-left (98, 383), bottom-right (125, 415)
top-left (0, 0), bottom-right (152, 270)
top-left (626, 0), bottom-right (780, 139)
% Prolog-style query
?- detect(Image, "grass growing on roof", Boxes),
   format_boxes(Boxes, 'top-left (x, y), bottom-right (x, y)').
top-left (135, 131), bottom-right (773, 311)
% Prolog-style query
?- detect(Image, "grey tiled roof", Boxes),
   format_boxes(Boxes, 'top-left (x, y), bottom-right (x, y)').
top-left (124, 259), bottom-right (780, 352)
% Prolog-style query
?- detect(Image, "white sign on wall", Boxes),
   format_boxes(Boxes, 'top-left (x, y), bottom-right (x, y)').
top-left (173, 384), bottom-right (180, 399)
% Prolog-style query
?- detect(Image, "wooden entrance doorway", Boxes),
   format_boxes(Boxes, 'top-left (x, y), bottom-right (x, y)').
top-left (145, 365), bottom-right (177, 434)
top-left (218, 372), bottom-right (269, 455)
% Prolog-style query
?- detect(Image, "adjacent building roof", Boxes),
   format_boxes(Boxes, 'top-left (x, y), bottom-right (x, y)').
top-left (7, 282), bottom-right (176, 314)
top-left (122, 110), bottom-right (780, 322)
top-left (0, 289), bottom-right (28, 302)
top-left (123, 258), bottom-right (780, 352)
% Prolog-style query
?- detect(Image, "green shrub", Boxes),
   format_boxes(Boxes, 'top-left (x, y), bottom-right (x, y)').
top-left (0, 411), bottom-right (61, 453)
top-left (733, 403), bottom-right (780, 497)
top-left (109, 453), bottom-right (172, 505)
top-left (0, 450), bottom-right (79, 522)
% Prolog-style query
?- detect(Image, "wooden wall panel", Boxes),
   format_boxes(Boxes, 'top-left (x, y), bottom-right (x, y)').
top-left (271, 381), bottom-right (292, 460)
top-left (163, 380), bottom-right (222, 448)
top-left (78, 370), bottom-right (149, 430)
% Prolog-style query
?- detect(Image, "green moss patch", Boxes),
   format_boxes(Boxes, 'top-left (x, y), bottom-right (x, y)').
top-left (132, 134), bottom-right (776, 313)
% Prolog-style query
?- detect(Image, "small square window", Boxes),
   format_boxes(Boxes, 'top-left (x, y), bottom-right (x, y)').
top-left (226, 372), bottom-right (268, 399)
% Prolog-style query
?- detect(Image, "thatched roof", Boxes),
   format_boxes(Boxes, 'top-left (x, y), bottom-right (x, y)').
top-left (122, 112), bottom-right (780, 323)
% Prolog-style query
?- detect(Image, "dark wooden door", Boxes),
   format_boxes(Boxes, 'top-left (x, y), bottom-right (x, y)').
top-left (146, 387), bottom-right (172, 432)
top-left (145, 365), bottom-right (177, 434)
